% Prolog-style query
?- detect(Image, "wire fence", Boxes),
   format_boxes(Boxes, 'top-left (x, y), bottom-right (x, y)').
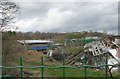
top-left (1, 57), bottom-right (120, 79)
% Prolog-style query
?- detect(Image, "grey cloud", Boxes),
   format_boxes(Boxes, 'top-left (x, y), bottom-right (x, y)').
top-left (15, 2), bottom-right (118, 34)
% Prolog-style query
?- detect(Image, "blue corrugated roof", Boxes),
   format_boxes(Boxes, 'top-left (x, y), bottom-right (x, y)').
top-left (31, 46), bottom-right (49, 50)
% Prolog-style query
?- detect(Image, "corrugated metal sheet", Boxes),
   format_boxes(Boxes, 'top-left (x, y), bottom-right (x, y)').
top-left (17, 40), bottom-right (53, 44)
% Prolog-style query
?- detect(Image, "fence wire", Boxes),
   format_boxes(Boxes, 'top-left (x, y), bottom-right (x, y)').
top-left (1, 57), bottom-right (120, 79)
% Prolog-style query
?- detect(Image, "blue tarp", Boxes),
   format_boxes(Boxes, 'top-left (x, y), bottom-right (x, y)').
top-left (31, 46), bottom-right (49, 50)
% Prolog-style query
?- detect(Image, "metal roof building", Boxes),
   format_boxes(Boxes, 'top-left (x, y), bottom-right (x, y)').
top-left (17, 40), bottom-right (53, 51)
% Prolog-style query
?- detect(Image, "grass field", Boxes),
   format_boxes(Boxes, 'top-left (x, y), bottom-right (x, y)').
top-left (21, 67), bottom-right (120, 78)
top-left (14, 51), bottom-right (120, 78)
top-left (3, 50), bottom-right (120, 78)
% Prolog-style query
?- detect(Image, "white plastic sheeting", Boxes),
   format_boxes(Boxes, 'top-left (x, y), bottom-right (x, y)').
top-left (108, 49), bottom-right (118, 60)
top-left (108, 49), bottom-right (120, 72)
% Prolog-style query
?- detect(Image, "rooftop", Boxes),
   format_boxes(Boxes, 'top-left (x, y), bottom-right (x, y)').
top-left (17, 40), bottom-right (53, 44)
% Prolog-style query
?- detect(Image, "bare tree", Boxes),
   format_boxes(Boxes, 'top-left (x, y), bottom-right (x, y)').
top-left (0, 0), bottom-right (19, 31)
top-left (0, 0), bottom-right (20, 76)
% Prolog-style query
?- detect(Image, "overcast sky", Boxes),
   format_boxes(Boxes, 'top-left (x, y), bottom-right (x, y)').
top-left (12, 1), bottom-right (118, 35)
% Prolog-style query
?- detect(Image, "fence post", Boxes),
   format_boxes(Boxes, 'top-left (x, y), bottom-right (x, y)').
top-left (117, 48), bottom-right (120, 76)
top-left (20, 57), bottom-right (22, 79)
top-left (62, 58), bottom-right (65, 79)
top-left (84, 57), bottom-right (87, 79)
top-left (41, 57), bottom-right (44, 79)
top-left (106, 54), bottom-right (108, 79)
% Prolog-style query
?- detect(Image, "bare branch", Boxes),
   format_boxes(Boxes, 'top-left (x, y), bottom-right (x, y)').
top-left (0, 0), bottom-right (19, 31)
